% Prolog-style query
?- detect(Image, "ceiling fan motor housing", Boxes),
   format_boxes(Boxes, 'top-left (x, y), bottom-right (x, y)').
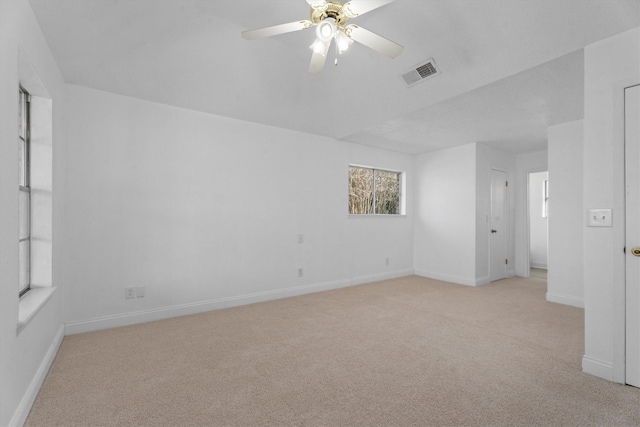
top-left (310, 2), bottom-right (350, 27)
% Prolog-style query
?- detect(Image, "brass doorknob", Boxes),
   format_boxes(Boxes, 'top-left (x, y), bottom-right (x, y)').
top-left (491, 229), bottom-right (497, 234)
top-left (632, 246), bottom-right (640, 257)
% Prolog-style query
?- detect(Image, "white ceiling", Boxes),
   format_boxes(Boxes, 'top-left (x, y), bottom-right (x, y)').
top-left (29, 0), bottom-right (640, 154)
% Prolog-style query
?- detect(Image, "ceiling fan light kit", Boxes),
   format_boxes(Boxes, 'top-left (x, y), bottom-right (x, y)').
top-left (241, 0), bottom-right (403, 74)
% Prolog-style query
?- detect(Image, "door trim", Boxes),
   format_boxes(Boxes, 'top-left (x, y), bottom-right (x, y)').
top-left (612, 80), bottom-right (640, 384)
top-left (490, 168), bottom-right (508, 282)
top-left (524, 168), bottom-right (547, 278)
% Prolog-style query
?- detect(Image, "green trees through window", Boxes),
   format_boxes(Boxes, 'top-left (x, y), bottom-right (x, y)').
top-left (349, 166), bottom-right (402, 215)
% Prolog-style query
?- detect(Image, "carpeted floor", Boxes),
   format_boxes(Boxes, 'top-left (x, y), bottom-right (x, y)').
top-left (26, 275), bottom-right (639, 426)
top-left (530, 267), bottom-right (547, 279)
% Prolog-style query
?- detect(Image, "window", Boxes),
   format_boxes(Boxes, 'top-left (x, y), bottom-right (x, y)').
top-left (542, 179), bottom-right (549, 218)
top-left (19, 88), bottom-right (31, 297)
top-left (349, 165), bottom-right (403, 215)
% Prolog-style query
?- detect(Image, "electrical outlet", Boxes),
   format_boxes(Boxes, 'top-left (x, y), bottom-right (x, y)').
top-left (385, 258), bottom-right (390, 266)
top-left (136, 286), bottom-right (145, 298)
top-left (125, 287), bottom-right (136, 299)
top-left (298, 234), bottom-right (304, 244)
top-left (298, 268), bottom-right (304, 277)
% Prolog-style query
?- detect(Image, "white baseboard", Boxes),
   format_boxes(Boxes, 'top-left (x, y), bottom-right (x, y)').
top-left (546, 292), bottom-right (584, 308)
top-left (414, 269), bottom-right (478, 287)
top-left (530, 263), bottom-right (548, 269)
top-left (10, 324), bottom-right (64, 427)
top-left (65, 270), bottom-right (414, 335)
top-left (475, 275), bottom-right (491, 286)
top-left (351, 269), bottom-right (415, 286)
top-left (582, 355), bottom-right (615, 382)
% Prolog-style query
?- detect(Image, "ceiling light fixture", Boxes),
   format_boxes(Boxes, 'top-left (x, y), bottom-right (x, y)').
top-left (334, 29), bottom-right (353, 54)
top-left (242, 0), bottom-right (403, 74)
top-left (316, 19), bottom-right (336, 41)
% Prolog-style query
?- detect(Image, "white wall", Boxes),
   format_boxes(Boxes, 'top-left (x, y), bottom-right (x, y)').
top-left (414, 142), bottom-right (514, 286)
top-left (0, 0), bottom-right (66, 425)
top-left (62, 85), bottom-right (415, 332)
top-left (547, 120), bottom-right (583, 307)
top-left (582, 27), bottom-right (640, 382)
top-left (514, 150), bottom-right (548, 277)
top-left (414, 144), bottom-right (477, 285)
top-left (529, 171), bottom-right (548, 269)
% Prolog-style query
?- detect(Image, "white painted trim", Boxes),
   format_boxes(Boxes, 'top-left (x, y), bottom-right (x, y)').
top-left (414, 269), bottom-right (477, 287)
top-left (546, 292), bottom-right (584, 308)
top-left (10, 324), bottom-right (64, 427)
top-left (17, 287), bottom-right (56, 335)
top-left (530, 263), bottom-right (548, 269)
top-left (582, 355), bottom-right (615, 382)
top-left (65, 270), bottom-right (415, 335)
top-left (351, 269), bottom-right (415, 286)
top-left (475, 275), bottom-right (491, 286)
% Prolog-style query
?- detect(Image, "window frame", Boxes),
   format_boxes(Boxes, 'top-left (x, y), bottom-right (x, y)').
top-left (348, 164), bottom-right (405, 216)
top-left (19, 87), bottom-right (31, 298)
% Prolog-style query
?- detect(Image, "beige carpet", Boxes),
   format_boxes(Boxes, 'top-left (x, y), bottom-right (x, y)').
top-left (530, 268), bottom-right (547, 279)
top-left (26, 275), bottom-right (639, 426)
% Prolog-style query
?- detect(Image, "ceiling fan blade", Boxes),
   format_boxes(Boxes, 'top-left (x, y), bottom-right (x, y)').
top-left (342, 0), bottom-right (394, 17)
top-left (345, 24), bottom-right (403, 58)
top-left (242, 20), bottom-right (312, 40)
top-left (308, 39), bottom-right (330, 74)
top-left (306, 0), bottom-right (328, 11)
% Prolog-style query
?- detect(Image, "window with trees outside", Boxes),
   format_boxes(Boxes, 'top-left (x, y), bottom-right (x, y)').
top-left (349, 165), bottom-right (403, 215)
top-left (19, 88), bottom-right (31, 297)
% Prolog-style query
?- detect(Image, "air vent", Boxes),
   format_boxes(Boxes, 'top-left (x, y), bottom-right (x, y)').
top-left (402, 58), bottom-right (440, 88)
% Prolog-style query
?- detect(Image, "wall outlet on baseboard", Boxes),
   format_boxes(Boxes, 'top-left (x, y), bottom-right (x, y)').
top-left (298, 268), bottom-right (304, 277)
top-left (125, 287), bottom-right (136, 299)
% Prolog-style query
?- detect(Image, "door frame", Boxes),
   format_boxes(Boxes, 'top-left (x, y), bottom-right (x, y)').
top-left (612, 80), bottom-right (640, 384)
top-left (527, 170), bottom-right (549, 273)
top-left (524, 167), bottom-right (548, 278)
top-left (623, 83), bottom-right (640, 386)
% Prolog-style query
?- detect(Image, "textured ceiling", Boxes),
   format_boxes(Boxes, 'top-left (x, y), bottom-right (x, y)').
top-left (28, 0), bottom-right (640, 154)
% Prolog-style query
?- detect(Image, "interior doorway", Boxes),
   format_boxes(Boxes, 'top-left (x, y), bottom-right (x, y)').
top-left (528, 171), bottom-right (548, 279)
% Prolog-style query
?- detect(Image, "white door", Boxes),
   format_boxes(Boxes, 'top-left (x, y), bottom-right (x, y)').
top-left (625, 84), bottom-right (640, 388)
top-left (490, 169), bottom-right (507, 282)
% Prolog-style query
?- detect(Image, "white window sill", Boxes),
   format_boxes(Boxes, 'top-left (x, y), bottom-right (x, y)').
top-left (18, 287), bottom-right (56, 335)
top-left (348, 214), bottom-right (407, 218)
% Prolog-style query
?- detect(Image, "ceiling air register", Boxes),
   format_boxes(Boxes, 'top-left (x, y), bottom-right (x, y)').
top-left (402, 58), bottom-right (440, 87)
top-left (242, 0), bottom-right (404, 74)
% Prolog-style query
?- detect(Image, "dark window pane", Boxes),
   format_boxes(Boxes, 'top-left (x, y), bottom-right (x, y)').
top-left (19, 91), bottom-right (25, 140)
top-left (19, 138), bottom-right (27, 186)
top-left (19, 240), bottom-right (30, 293)
top-left (349, 167), bottom-right (373, 214)
top-left (19, 189), bottom-right (30, 240)
top-left (374, 170), bottom-right (401, 214)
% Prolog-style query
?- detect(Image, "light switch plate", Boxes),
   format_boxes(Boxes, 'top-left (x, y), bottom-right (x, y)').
top-left (587, 209), bottom-right (612, 227)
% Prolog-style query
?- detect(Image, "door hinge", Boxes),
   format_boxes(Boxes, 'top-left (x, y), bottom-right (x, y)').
top-left (505, 181), bottom-right (509, 187)
top-left (505, 259), bottom-right (508, 265)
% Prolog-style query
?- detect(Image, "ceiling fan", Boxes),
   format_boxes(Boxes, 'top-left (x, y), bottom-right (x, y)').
top-left (241, 0), bottom-right (403, 74)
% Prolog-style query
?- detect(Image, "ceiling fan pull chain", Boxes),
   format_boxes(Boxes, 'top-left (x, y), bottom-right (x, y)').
top-left (334, 40), bottom-right (339, 66)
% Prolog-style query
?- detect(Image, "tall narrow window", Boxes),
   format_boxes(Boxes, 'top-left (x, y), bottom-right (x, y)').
top-left (542, 179), bottom-right (549, 218)
top-left (349, 165), bottom-right (403, 215)
top-left (19, 88), bottom-right (31, 297)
